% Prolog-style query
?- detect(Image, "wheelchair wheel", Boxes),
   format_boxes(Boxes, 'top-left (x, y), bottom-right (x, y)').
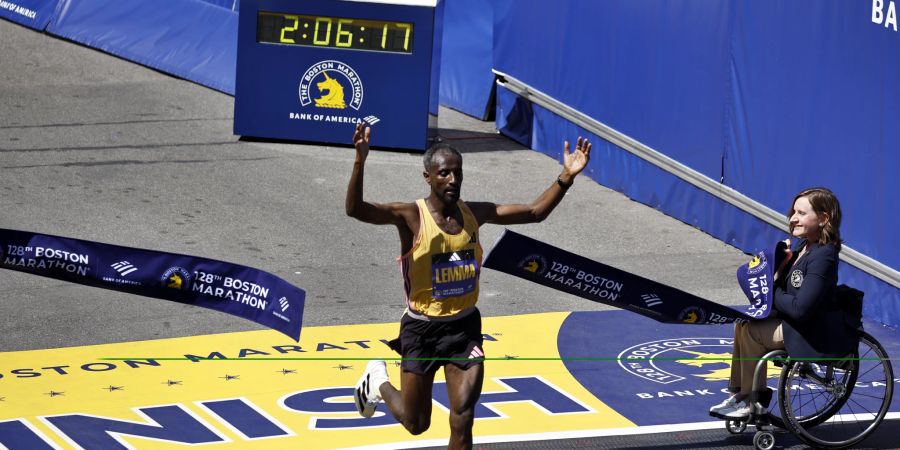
top-left (725, 418), bottom-right (746, 434)
top-left (778, 332), bottom-right (893, 449)
top-left (753, 430), bottom-right (775, 450)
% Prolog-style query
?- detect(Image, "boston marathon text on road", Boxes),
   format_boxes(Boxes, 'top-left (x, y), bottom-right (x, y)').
top-left (0, 334), bottom-right (501, 379)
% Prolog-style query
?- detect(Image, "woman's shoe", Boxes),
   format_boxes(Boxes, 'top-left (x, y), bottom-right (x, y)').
top-left (709, 395), bottom-right (738, 414)
top-left (723, 401), bottom-right (753, 419)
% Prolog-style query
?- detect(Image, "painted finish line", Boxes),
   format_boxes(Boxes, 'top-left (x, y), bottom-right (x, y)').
top-left (2, 310), bottom-right (897, 449)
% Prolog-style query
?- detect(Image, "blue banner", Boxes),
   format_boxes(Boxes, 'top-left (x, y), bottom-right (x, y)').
top-left (483, 229), bottom-right (743, 325)
top-left (0, 229), bottom-right (304, 340)
top-left (735, 241), bottom-right (787, 319)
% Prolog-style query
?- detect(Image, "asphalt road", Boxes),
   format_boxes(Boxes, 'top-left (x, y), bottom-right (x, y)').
top-left (0, 18), bottom-right (749, 352)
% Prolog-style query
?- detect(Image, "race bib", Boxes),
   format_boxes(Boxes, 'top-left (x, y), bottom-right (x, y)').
top-left (431, 249), bottom-right (478, 298)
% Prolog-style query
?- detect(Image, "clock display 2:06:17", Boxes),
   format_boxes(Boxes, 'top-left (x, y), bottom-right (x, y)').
top-left (257, 12), bottom-right (414, 54)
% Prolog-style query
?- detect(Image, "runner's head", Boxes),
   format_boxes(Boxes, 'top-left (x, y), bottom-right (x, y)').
top-left (423, 143), bottom-right (463, 204)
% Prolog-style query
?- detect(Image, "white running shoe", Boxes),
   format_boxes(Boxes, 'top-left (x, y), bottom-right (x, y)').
top-left (723, 401), bottom-right (753, 419)
top-left (354, 360), bottom-right (389, 418)
top-left (709, 395), bottom-right (738, 414)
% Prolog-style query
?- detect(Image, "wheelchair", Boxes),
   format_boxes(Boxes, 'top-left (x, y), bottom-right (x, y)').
top-left (714, 288), bottom-right (894, 449)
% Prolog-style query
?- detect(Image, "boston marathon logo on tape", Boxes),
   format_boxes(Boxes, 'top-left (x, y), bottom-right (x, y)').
top-left (290, 60), bottom-right (379, 125)
top-left (161, 266), bottom-right (193, 291)
top-left (519, 254), bottom-right (548, 275)
top-left (0, 228), bottom-right (305, 340)
top-left (736, 240), bottom-right (786, 319)
top-left (485, 229), bottom-right (741, 324)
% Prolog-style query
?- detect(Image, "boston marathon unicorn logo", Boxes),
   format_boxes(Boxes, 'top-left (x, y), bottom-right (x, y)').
top-left (677, 306), bottom-right (707, 324)
top-left (161, 267), bottom-right (192, 291)
top-left (314, 72), bottom-right (346, 108)
top-left (518, 254), bottom-right (548, 275)
top-left (746, 249), bottom-right (768, 275)
top-left (299, 60), bottom-right (364, 110)
top-left (748, 255), bottom-right (762, 272)
top-left (790, 269), bottom-right (804, 288)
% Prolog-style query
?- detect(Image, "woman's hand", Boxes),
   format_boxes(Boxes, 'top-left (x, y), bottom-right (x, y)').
top-left (774, 238), bottom-right (793, 282)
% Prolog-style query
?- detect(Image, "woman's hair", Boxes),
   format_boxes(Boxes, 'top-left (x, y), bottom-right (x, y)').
top-left (788, 187), bottom-right (842, 251)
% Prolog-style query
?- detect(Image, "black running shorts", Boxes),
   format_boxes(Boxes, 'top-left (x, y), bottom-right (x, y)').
top-left (387, 308), bottom-right (485, 374)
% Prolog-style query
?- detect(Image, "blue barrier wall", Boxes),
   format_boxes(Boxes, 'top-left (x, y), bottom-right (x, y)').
top-left (725, 1), bottom-right (900, 269)
top-left (493, 0), bottom-right (899, 328)
top-left (438, 0), bottom-right (494, 119)
top-left (46, 0), bottom-right (237, 94)
top-left (5, 0), bottom-right (896, 326)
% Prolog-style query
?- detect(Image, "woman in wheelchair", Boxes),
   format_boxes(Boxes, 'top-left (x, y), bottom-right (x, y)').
top-left (709, 187), bottom-right (857, 419)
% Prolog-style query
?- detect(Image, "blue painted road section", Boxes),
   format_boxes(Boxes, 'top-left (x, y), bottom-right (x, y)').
top-left (560, 310), bottom-right (900, 426)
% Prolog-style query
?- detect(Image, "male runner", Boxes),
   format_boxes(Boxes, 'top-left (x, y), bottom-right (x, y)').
top-left (346, 122), bottom-right (591, 449)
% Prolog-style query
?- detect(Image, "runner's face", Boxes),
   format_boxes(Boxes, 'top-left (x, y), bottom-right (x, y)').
top-left (427, 151), bottom-right (463, 204)
top-left (789, 196), bottom-right (821, 242)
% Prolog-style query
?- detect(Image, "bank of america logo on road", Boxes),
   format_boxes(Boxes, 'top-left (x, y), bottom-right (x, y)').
top-left (278, 297), bottom-right (290, 312)
top-left (111, 261), bottom-right (138, 276)
top-left (363, 115), bottom-right (380, 125)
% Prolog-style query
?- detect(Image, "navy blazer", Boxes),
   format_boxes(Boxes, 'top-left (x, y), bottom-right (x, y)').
top-left (773, 242), bottom-right (857, 359)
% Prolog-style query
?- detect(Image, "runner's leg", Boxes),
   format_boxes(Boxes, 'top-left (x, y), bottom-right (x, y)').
top-left (444, 362), bottom-right (484, 450)
top-left (380, 369), bottom-right (435, 435)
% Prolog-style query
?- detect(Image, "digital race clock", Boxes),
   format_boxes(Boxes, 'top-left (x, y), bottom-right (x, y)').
top-left (234, 0), bottom-right (444, 151)
top-left (257, 12), bottom-right (414, 54)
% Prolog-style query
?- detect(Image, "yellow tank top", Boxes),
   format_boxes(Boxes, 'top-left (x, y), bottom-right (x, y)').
top-left (399, 199), bottom-right (482, 318)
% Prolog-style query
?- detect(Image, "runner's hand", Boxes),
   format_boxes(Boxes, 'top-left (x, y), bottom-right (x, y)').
top-left (353, 122), bottom-right (371, 160)
top-left (562, 136), bottom-right (591, 178)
